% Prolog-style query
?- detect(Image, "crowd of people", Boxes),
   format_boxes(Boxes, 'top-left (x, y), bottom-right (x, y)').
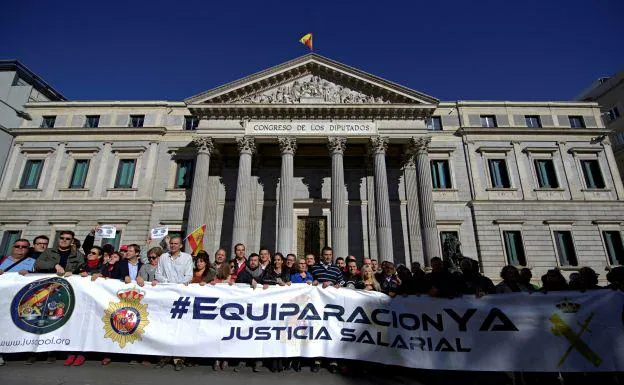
top-left (0, 227), bottom-right (623, 372)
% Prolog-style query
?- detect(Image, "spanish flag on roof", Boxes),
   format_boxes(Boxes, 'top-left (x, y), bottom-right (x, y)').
top-left (299, 33), bottom-right (313, 51)
top-left (185, 224), bottom-right (206, 256)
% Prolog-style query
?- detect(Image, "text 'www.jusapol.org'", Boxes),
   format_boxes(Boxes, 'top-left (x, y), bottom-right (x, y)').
top-left (0, 337), bottom-right (71, 347)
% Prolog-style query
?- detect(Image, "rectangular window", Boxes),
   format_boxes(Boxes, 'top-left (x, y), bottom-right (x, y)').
top-left (488, 159), bottom-right (511, 188)
top-left (607, 107), bottom-right (620, 122)
top-left (580, 159), bottom-right (605, 189)
top-left (175, 159), bottom-right (195, 188)
top-left (431, 160), bottom-right (452, 189)
top-left (114, 159), bottom-right (136, 188)
top-left (85, 115), bottom-right (100, 128)
top-left (440, 231), bottom-right (460, 260)
top-left (525, 115), bottom-right (542, 128)
top-left (616, 132), bottom-right (624, 146)
top-left (426, 116), bottom-right (442, 131)
top-left (0, 231), bottom-right (22, 259)
top-left (69, 159), bottom-right (90, 189)
top-left (102, 230), bottom-right (122, 250)
top-left (534, 159), bottom-right (559, 188)
top-left (503, 231), bottom-right (527, 266)
top-left (553, 231), bottom-right (578, 266)
top-left (20, 159), bottom-right (44, 189)
top-left (129, 115), bottom-right (144, 128)
top-left (184, 116), bottom-right (199, 131)
top-left (480, 115), bottom-right (497, 128)
top-left (569, 116), bottom-right (585, 128)
top-left (41, 116), bottom-right (56, 128)
top-left (603, 231), bottom-right (624, 265)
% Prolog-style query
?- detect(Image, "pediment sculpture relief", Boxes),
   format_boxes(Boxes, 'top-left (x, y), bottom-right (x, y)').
top-left (234, 75), bottom-right (390, 104)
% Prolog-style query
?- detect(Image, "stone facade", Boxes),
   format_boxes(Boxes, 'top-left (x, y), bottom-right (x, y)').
top-left (0, 54), bottom-right (622, 284)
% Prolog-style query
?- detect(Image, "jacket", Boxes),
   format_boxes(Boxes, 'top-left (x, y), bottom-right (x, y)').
top-left (111, 259), bottom-right (144, 281)
top-left (34, 247), bottom-right (85, 274)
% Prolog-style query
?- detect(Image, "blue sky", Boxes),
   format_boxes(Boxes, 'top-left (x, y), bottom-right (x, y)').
top-left (1, 0), bottom-right (622, 101)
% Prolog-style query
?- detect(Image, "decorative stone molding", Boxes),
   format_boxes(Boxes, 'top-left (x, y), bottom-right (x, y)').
top-left (327, 137), bottom-right (347, 155)
top-left (234, 75), bottom-right (391, 105)
top-left (410, 136), bottom-right (431, 154)
top-left (236, 136), bottom-right (256, 155)
top-left (369, 136), bottom-right (389, 155)
top-left (192, 136), bottom-right (214, 155)
top-left (401, 153), bottom-right (417, 169)
top-left (277, 137), bottom-right (297, 155)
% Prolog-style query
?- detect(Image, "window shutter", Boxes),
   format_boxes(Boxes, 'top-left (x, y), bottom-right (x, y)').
top-left (496, 114), bottom-right (509, 127)
top-left (541, 115), bottom-right (554, 127)
top-left (584, 116), bottom-right (597, 128)
top-left (71, 115), bottom-right (85, 127)
top-left (513, 115), bottom-right (524, 126)
top-left (55, 115), bottom-right (67, 127)
top-left (115, 115), bottom-right (129, 127)
top-left (468, 115), bottom-right (481, 126)
top-left (557, 115), bottom-right (569, 127)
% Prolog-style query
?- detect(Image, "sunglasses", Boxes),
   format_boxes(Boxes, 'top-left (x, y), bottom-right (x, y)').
top-left (35, 242), bottom-right (48, 246)
top-left (148, 256), bottom-right (158, 260)
top-left (59, 237), bottom-right (73, 241)
top-left (14, 245), bottom-right (29, 249)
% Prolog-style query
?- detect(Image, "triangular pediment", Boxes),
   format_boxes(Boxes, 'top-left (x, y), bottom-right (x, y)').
top-left (185, 54), bottom-right (439, 105)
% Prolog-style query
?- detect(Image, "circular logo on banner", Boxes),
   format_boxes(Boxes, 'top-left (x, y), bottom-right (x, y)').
top-left (102, 288), bottom-right (149, 348)
top-left (11, 277), bottom-right (75, 334)
top-left (110, 307), bottom-right (141, 335)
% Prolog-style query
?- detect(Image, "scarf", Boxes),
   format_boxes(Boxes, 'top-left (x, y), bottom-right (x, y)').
top-left (246, 265), bottom-right (263, 280)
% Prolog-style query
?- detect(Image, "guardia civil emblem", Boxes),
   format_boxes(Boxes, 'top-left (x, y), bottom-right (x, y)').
top-left (102, 287), bottom-right (149, 348)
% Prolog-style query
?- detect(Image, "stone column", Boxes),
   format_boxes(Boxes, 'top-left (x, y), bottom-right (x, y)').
top-left (328, 137), bottom-right (348, 259)
top-left (186, 137), bottom-right (214, 252)
top-left (277, 137), bottom-right (297, 254)
top-left (231, 136), bottom-right (256, 255)
top-left (369, 137), bottom-right (393, 262)
top-left (403, 152), bottom-right (424, 266)
top-left (412, 136), bottom-right (438, 264)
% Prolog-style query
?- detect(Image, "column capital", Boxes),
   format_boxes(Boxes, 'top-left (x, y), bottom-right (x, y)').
top-left (192, 136), bottom-right (214, 155)
top-left (327, 137), bottom-right (347, 155)
top-left (401, 153), bottom-right (417, 169)
top-left (369, 136), bottom-right (389, 155)
top-left (236, 136), bottom-right (256, 155)
top-left (410, 136), bottom-right (431, 154)
top-left (278, 136), bottom-right (297, 155)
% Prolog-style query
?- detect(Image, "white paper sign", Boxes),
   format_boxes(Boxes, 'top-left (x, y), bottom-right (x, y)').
top-left (96, 225), bottom-right (117, 239)
top-left (150, 226), bottom-right (168, 239)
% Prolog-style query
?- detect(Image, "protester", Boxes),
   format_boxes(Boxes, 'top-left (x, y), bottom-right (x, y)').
top-left (378, 261), bottom-right (402, 297)
top-left (153, 236), bottom-right (193, 371)
top-left (34, 230), bottom-right (85, 276)
top-left (286, 253), bottom-right (296, 274)
top-left (519, 267), bottom-right (538, 292)
top-left (305, 253), bottom-right (316, 267)
top-left (576, 267), bottom-right (603, 291)
top-left (112, 244), bottom-right (143, 283)
top-left (210, 262), bottom-right (233, 284)
top-left (496, 265), bottom-right (531, 293)
top-left (606, 266), bottom-right (624, 291)
top-left (119, 244), bottom-right (128, 260)
top-left (232, 243), bottom-right (247, 280)
top-left (259, 247), bottom-right (271, 271)
top-left (28, 235), bottom-right (49, 259)
top-left (459, 258), bottom-right (495, 296)
top-left (370, 259), bottom-right (379, 274)
top-left (235, 253), bottom-right (263, 288)
top-left (424, 257), bottom-right (459, 298)
top-left (262, 253), bottom-right (291, 288)
top-left (342, 260), bottom-right (364, 289)
top-left (361, 264), bottom-right (381, 292)
top-left (213, 248), bottom-right (227, 270)
top-left (79, 246), bottom-right (104, 277)
top-left (363, 257), bottom-right (372, 267)
top-left (291, 258), bottom-right (314, 284)
top-left (97, 251), bottom-right (120, 278)
top-left (0, 239), bottom-right (35, 275)
top-left (541, 269), bottom-right (569, 292)
top-left (192, 252), bottom-right (215, 284)
top-left (335, 257), bottom-right (346, 273)
top-left (137, 247), bottom-right (162, 285)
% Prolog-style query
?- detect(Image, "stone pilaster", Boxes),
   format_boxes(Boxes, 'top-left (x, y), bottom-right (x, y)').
top-left (231, 136), bottom-right (255, 255)
top-left (186, 136), bottom-right (214, 252)
top-left (328, 137), bottom-right (348, 259)
top-left (403, 152), bottom-right (424, 266)
top-left (277, 137), bottom-right (297, 254)
top-left (369, 137), bottom-right (393, 262)
top-left (44, 142), bottom-right (66, 198)
top-left (412, 136), bottom-right (438, 264)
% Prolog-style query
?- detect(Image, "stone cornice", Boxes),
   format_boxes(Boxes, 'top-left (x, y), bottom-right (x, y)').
top-left (24, 101), bottom-right (186, 108)
top-left (457, 127), bottom-right (609, 136)
top-left (9, 127), bottom-right (167, 136)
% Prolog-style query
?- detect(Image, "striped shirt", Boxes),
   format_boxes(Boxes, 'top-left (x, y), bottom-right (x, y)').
top-left (309, 262), bottom-right (344, 285)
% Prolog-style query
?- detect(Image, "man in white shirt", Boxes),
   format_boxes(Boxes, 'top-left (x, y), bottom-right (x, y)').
top-left (152, 236), bottom-right (193, 371)
top-left (258, 247), bottom-right (271, 271)
top-left (153, 236), bottom-right (193, 285)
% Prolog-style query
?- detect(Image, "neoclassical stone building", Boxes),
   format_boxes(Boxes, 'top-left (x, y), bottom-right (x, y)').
top-left (1, 54), bottom-right (623, 281)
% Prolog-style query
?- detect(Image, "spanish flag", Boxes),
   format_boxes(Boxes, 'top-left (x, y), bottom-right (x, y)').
top-left (299, 33), bottom-right (313, 51)
top-left (185, 224), bottom-right (206, 256)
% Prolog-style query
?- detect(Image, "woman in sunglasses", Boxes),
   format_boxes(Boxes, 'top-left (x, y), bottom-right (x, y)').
top-left (136, 247), bottom-right (163, 286)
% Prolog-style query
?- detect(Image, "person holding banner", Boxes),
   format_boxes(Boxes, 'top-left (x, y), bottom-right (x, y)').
top-left (192, 251), bottom-right (215, 284)
top-left (34, 230), bottom-right (85, 276)
top-left (361, 264), bottom-right (381, 292)
top-left (0, 239), bottom-right (35, 276)
top-left (152, 236), bottom-right (193, 371)
top-left (213, 248), bottom-right (227, 271)
top-left (290, 258), bottom-right (313, 284)
top-left (112, 244), bottom-right (143, 283)
top-left (137, 247), bottom-right (163, 285)
top-left (261, 253), bottom-right (291, 288)
top-left (232, 243), bottom-right (247, 280)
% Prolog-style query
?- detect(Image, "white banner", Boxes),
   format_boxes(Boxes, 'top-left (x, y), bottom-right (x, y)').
top-left (1, 273), bottom-right (623, 372)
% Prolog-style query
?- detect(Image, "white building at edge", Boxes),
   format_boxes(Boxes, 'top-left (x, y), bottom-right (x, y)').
top-left (1, 54), bottom-right (623, 282)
